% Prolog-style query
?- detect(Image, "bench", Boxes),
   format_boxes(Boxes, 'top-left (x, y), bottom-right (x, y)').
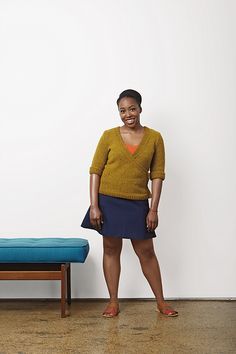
top-left (0, 238), bottom-right (89, 317)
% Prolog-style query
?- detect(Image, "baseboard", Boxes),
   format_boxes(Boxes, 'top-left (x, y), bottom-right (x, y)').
top-left (0, 297), bottom-right (235, 301)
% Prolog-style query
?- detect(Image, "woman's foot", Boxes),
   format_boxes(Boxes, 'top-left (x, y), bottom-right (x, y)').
top-left (102, 301), bottom-right (120, 318)
top-left (157, 302), bottom-right (178, 317)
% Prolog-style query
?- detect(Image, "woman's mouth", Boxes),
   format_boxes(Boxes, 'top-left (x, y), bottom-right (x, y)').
top-left (126, 118), bottom-right (135, 124)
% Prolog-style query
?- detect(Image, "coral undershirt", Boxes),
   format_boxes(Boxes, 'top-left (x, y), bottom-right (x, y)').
top-left (125, 144), bottom-right (139, 154)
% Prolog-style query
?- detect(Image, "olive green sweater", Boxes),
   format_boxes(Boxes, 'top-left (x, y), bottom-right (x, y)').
top-left (89, 126), bottom-right (165, 200)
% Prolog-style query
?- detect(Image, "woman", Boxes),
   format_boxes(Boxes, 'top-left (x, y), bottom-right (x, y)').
top-left (81, 89), bottom-right (178, 318)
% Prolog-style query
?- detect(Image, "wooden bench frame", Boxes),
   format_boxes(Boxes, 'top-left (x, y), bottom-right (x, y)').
top-left (0, 263), bottom-right (71, 318)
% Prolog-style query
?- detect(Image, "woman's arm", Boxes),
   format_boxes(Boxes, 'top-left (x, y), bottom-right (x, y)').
top-left (146, 178), bottom-right (163, 232)
top-left (89, 131), bottom-right (109, 230)
top-left (148, 133), bottom-right (165, 232)
top-left (89, 173), bottom-right (103, 230)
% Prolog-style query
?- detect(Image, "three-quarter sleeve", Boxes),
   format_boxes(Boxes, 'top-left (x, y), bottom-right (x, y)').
top-left (150, 133), bottom-right (165, 180)
top-left (89, 131), bottom-right (109, 176)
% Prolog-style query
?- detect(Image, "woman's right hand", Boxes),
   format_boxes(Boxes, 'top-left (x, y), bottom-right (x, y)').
top-left (89, 205), bottom-right (103, 231)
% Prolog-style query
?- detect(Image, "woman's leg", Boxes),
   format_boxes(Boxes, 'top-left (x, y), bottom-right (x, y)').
top-left (102, 236), bottom-right (122, 316)
top-left (131, 238), bottom-right (178, 316)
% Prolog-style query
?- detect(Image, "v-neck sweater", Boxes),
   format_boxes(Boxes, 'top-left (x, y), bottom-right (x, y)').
top-left (89, 126), bottom-right (165, 200)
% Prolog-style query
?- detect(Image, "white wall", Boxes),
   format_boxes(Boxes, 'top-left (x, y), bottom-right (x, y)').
top-left (0, 0), bottom-right (235, 299)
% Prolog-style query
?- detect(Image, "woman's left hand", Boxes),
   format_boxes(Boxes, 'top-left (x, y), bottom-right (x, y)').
top-left (146, 210), bottom-right (158, 232)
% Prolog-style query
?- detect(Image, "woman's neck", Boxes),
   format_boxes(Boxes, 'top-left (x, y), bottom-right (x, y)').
top-left (120, 123), bottom-right (143, 133)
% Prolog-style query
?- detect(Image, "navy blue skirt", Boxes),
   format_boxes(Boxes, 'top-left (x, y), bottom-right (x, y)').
top-left (81, 194), bottom-right (156, 240)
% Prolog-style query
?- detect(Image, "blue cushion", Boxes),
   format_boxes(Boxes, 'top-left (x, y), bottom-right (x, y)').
top-left (0, 238), bottom-right (89, 263)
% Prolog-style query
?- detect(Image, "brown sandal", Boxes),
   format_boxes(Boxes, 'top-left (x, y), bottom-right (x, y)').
top-left (157, 303), bottom-right (178, 317)
top-left (102, 301), bottom-right (120, 318)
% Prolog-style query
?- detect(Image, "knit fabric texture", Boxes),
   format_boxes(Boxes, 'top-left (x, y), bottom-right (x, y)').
top-left (89, 126), bottom-right (165, 200)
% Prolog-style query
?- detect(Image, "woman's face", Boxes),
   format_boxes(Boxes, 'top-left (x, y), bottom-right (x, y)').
top-left (118, 97), bottom-right (141, 129)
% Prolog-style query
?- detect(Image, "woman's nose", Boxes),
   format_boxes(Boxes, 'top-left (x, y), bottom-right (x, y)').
top-left (125, 111), bottom-right (131, 118)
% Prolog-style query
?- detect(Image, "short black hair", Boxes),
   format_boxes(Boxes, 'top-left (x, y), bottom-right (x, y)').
top-left (116, 89), bottom-right (142, 109)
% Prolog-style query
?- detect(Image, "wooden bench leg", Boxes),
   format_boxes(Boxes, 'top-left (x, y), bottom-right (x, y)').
top-left (61, 264), bottom-right (67, 318)
top-left (0, 262), bottom-right (73, 318)
top-left (67, 263), bottom-right (71, 305)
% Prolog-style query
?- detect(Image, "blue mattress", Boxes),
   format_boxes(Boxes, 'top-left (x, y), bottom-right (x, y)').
top-left (0, 238), bottom-right (89, 263)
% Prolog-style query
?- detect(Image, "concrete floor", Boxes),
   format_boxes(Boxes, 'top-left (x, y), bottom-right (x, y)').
top-left (0, 300), bottom-right (235, 354)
